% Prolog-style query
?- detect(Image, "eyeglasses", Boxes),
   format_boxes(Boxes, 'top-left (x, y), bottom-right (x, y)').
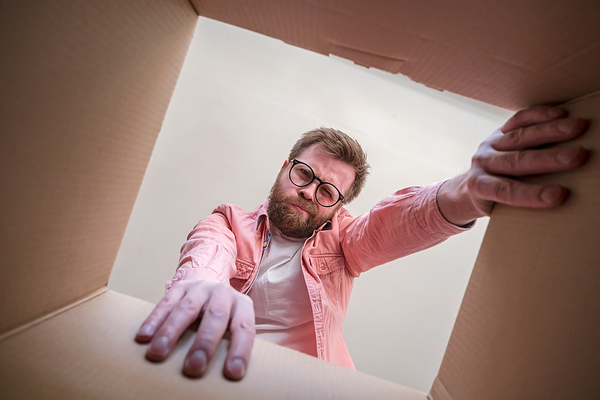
top-left (289, 159), bottom-right (345, 207)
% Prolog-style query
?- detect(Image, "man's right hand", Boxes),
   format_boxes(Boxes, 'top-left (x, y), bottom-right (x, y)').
top-left (135, 280), bottom-right (256, 380)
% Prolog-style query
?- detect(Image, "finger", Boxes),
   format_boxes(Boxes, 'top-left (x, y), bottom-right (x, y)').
top-left (182, 285), bottom-right (234, 377)
top-left (135, 284), bottom-right (187, 343)
top-left (501, 106), bottom-right (567, 133)
top-left (145, 284), bottom-right (210, 362)
top-left (468, 173), bottom-right (569, 209)
top-left (478, 146), bottom-right (589, 177)
top-left (223, 295), bottom-right (255, 381)
top-left (494, 118), bottom-right (587, 151)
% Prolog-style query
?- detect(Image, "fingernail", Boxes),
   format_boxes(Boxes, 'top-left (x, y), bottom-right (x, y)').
top-left (547, 108), bottom-right (565, 118)
top-left (138, 324), bottom-right (153, 337)
top-left (558, 119), bottom-right (575, 134)
top-left (541, 186), bottom-right (562, 204)
top-left (151, 336), bottom-right (169, 357)
top-left (227, 358), bottom-right (246, 380)
top-left (557, 148), bottom-right (577, 165)
top-left (184, 350), bottom-right (208, 376)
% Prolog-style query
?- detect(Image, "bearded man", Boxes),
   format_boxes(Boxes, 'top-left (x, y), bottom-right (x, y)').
top-left (135, 106), bottom-right (589, 381)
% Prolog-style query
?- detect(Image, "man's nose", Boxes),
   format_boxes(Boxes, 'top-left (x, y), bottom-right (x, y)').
top-left (298, 181), bottom-right (319, 202)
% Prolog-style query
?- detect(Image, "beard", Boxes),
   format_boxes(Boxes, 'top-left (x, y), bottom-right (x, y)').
top-left (267, 176), bottom-right (338, 239)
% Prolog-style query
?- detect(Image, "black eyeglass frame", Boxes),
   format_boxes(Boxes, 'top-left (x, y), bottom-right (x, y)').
top-left (288, 159), bottom-right (345, 208)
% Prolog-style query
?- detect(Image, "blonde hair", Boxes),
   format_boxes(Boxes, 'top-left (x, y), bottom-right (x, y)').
top-left (288, 128), bottom-right (370, 204)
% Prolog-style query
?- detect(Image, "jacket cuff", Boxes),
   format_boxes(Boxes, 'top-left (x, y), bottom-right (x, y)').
top-left (164, 260), bottom-right (226, 292)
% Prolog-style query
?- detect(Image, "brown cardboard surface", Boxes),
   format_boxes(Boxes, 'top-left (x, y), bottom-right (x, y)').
top-left (193, 0), bottom-right (600, 111)
top-left (0, 0), bottom-right (197, 334)
top-left (0, 289), bottom-right (427, 400)
top-left (432, 92), bottom-right (600, 399)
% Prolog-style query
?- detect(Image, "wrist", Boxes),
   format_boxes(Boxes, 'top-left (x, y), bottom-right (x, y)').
top-left (436, 175), bottom-right (485, 226)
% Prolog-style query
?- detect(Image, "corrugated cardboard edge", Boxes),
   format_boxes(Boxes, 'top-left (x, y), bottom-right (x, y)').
top-left (428, 377), bottom-right (453, 400)
top-left (0, 288), bottom-right (108, 343)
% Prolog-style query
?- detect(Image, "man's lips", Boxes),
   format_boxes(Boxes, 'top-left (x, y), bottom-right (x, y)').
top-left (289, 202), bottom-right (313, 216)
top-left (290, 203), bottom-right (307, 214)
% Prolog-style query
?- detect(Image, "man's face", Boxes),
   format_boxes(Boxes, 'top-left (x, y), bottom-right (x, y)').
top-left (267, 144), bottom-right (355, 238)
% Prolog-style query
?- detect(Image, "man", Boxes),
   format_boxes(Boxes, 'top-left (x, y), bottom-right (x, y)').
top-left (135, 106), bottom-right (589, 380)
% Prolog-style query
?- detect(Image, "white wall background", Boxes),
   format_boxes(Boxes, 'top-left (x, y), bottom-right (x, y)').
top-left (109, 17), bottom-right (512, 392)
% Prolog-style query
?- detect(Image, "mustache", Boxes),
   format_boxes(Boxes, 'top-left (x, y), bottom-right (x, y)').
top-left (289, 195), bottom-right (318, 215)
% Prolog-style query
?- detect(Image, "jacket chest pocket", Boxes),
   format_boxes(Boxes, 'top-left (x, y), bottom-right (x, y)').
top-left (230, 258), bottom-right (255, 292)
top-left (312, 256), bottom-right (346, 309)
top-left (314, 256), bottom-right (345, 275)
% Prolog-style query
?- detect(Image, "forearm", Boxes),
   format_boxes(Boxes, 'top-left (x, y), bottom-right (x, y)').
top-left (341, 182), bottom-right (471, 275)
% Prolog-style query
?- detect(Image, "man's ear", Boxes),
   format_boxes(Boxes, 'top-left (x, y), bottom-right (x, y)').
top-left (280, 160), bottom-right (289, 171)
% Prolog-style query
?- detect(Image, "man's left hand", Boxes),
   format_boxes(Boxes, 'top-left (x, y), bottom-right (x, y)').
top-left (437, 106), bottom-right (589, 226)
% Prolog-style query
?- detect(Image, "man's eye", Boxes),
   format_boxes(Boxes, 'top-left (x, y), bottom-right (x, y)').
top-left (300, 168), bottom-right (310, 176)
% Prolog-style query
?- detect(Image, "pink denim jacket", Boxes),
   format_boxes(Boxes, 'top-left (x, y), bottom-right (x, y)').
top-left (166, 181), bottom-right (471, 369)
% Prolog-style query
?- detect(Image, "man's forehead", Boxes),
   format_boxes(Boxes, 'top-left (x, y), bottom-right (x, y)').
top-left (296, 144), bottom-right (340, 170)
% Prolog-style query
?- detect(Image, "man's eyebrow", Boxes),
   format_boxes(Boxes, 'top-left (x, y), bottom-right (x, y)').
top-left (298, 159), bottom-right (340, 186)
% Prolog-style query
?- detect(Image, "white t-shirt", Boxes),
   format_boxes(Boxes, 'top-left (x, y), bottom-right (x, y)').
top-left (247, 226), bottom-right (317, 357)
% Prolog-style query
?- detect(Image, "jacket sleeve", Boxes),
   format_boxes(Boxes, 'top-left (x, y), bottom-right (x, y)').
top-left (339, 181), bottom-right (473, 277)
top-left (165, 211), bottom-right (237, 292)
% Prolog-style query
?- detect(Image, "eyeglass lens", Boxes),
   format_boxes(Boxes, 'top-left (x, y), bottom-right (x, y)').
top-left (290, 162), bottom-right (339, 207)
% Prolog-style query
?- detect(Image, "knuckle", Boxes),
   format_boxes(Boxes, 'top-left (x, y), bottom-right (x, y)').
top-left (239, 318), bottom-right (256, 333)
top-left (232, 319), bottom-right (256, 336)
top-left (174, 296), bottom-right (198, 314)
top-left (468, 175), bottom-right (490, 200)
top-left (493, 181), bottom-right (512, 201)
top-left (506, 128), bottom-right (525, 147)
top-left (156, 297), bottom-right (177, 312)
top-left (169, 281), bottom-right (184, 290)
top-left (471, 141), bottom-right (497, 167)
top-left (171, 280), bottom-right (186, 288)
top-left (471, 153), bottom-right (485, 167)
top-left (502, 152), bottom-right (519, 170)
top-left (204, 306), bottom-right (230, 321)
top-left (171, 280), bottom-right (192, 291)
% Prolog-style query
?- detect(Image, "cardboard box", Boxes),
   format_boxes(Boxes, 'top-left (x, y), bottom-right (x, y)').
top-left (1, 0), bottom-right (598, 398)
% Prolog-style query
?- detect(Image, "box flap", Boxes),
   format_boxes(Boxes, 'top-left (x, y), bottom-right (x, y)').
top-left (431, 92), bottom-right (600, 399)
top-left (0, 0), bottom-right (197, 334)
top-left (192, 0), bottom-right (600, 110)
top-left (0, 290), bottom-right (427, 399)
